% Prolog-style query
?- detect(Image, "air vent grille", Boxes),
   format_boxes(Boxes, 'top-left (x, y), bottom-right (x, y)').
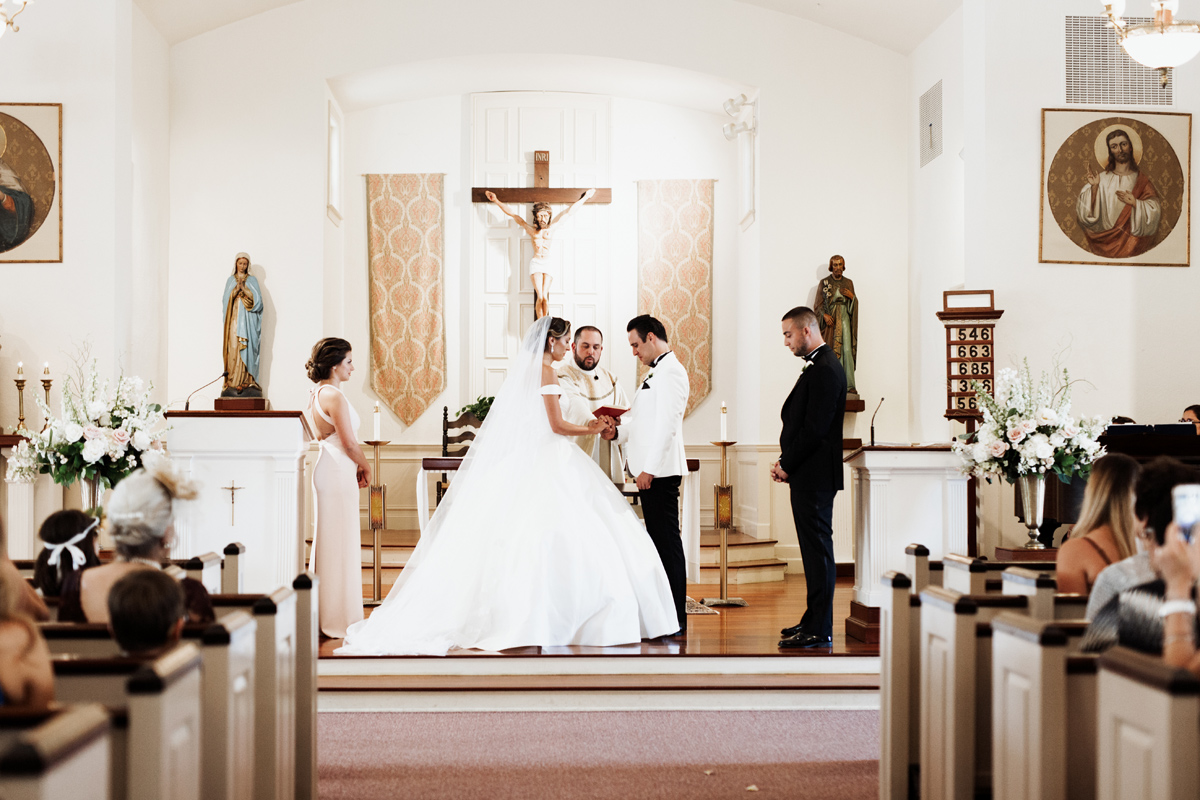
top-left (919, 80), bottom-right (942, 168)
top-left (1065, 15), bottom-right (1173, 105)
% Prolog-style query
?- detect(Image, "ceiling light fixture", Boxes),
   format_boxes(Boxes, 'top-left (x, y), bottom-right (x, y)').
top-left (1102, 0), bottom-right (1200, 86)
top-left (0, 0), bottom-right (31, 40)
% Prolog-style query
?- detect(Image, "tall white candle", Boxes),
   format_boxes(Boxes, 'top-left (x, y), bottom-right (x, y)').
top-left (720, 401), bottom-right (728, 441)
top-left (43, 362), bottom-right (49, 377)
top-left (16, 361), bottom-right (22, 377)
top-left (373, 402), bottom-right (381, 440)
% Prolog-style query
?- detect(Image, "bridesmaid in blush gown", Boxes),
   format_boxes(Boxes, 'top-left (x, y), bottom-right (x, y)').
top-left (307, 338), bottom-right (372, 638)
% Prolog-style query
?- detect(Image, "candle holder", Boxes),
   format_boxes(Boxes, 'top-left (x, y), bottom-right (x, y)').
top-left (39, 377), bottom-right (52, 432)
top-left (14, 378), bottom-right (26, 432)
top-left (363, 439), bottom-right (390, 606)
top-left (703, 440), bottom-right (747, 608)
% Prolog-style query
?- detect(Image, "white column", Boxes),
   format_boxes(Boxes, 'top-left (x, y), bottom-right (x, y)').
top-left (3, 480), bottom-right (36, 559)
top-left (274, 456), bottom-right (302, 588)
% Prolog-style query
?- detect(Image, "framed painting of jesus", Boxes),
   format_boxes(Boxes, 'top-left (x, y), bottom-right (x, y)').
top-left (1040, 108), bottom-right (1190, 267)
top-left (0, 102), bottom-right (62, 263)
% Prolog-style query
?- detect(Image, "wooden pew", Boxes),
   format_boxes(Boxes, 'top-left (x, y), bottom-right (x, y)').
top-left (1000, 567), bottom-right (1057, 620)
top-left (293, 573), bottom-right (318, 800)
top-left (1096, 647), bottom-right (1200, 800)
top-left (0, 704), bottom-right (112, 800)
top-left (212, 587), bottom-right (297, 800)
top-left (906, 544), bottom-right (935, 593)
top-left (990, 613), bottom-right (1099, 800)
top-left (181, 613), bottom-right (257, 800)
top-left (880, 570), bottom-right (919, 800)
top-left (182, 552), bottom-right (222, 594)
top-left (919, 587), bottom-right (1030, 800)
top-left (53, 643), bottom-right (203, 800)
top-left (222, 542), bottom-right (245, 594)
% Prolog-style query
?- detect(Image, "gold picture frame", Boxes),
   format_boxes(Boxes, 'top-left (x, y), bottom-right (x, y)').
top-left (1040, 108), bottom-right (1190, 267)
top-left (0, 102), bottom-right (62, 263)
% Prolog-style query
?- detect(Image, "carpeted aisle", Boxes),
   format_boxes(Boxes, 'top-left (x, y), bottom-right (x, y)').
top-left (318, 709), bottom-right (879, 799)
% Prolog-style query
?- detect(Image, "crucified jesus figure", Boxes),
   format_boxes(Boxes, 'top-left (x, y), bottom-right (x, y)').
top-left (485, 188), bottom-right (596, 319)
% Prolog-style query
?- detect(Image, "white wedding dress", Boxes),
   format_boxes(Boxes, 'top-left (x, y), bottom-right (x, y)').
top-left (337, 317), bottom-right (678, 656)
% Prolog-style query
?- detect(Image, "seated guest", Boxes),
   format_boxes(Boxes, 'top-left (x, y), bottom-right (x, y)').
top-left (32, 509), bottom-right (101, 597)
top-left (1156, 520), bottom-right (1200, 676)
top-left (0, 554), bottom-right (53, 708)
top-left (1056, 454), bottom-right (1140, 594)
top-left (58, 458), bottom-right (214, 625)
top-left (0, 520), bottom-right (48, 621)
top-left (1111, 415), bottom-right (1137, 425)
top-left (107, 570), bottom-right (186, 659)
top-left (1083, 457), bottom-right (1200, 652)
top-left (1181, 404), bottom-right (1200, 435)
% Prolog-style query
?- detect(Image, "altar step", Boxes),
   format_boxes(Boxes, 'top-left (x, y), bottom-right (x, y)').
top-left (305, 529), bottom-right (787, 598)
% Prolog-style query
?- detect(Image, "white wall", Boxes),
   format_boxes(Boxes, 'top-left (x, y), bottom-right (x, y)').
top-left (0, 0), bottom-right (131, 427)
top-left (909, 7), bottom-right (966, 444)
top-left (164, 0), bottom-right (910, 446)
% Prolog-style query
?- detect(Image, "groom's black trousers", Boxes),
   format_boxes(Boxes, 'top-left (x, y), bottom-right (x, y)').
top-left (640, 475), bottom-right (687, 631)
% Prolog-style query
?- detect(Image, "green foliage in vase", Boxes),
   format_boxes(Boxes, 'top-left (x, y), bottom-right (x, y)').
top-left (457, 395), bottom-right (494, 422)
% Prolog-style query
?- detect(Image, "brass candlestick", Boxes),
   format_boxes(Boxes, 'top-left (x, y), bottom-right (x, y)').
top-left (14, 378), bottom-right (26, 431)
top-left (40, 377), bottom-right (52, 432)
top-left (364, 440), bottom-right (389, 606)
top-left (703, 441), bottom-right (746, 607)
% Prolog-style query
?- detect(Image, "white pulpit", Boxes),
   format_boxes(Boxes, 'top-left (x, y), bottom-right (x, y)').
top-left (166, 411), bottom-right (312, 593)
top-left (844, 445), bottom-right (968, 608)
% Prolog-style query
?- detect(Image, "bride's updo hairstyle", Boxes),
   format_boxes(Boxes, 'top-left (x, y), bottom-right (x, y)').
top-left (544, 317), bottom-right (571, 352)
top-left (306, 338), bottom-right (352, 382)
top-left (105, 456), bottom-right (199, 561)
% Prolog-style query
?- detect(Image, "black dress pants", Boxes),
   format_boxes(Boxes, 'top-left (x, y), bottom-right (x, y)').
top-left (789, 485), bottom-right (837, 640)
top-left (640, 475), bottom-right (687, 631)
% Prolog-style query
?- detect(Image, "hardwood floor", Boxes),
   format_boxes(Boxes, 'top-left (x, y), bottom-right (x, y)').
top-left (318, 574), bottom-right (879, 659)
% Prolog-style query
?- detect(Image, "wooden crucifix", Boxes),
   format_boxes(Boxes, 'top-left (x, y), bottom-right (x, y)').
top-left (473, 151), bottom-right (611, 319)
top-left (222, 480), bottom-right (244, 526)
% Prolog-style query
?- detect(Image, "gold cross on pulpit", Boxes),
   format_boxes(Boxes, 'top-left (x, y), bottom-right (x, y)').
top-left (222, 481), bottom-right (244, 526)
top-left (473, 151), bottom-right (612, 319)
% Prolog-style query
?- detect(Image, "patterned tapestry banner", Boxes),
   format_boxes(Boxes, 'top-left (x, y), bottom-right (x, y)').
top-left (367, 174), bottom-right (446, 426)
top-left (637, 179), bottom-right (714, 418)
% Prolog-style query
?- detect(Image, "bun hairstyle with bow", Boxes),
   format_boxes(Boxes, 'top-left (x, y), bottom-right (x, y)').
top-left (306, 337), bottom-right (352, 382)
top-left (33, 510), bottom-right (101, 596)
top-left (105, 455), bottom-right (199, 560)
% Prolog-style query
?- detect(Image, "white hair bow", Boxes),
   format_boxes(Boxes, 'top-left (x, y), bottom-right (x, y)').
top-left (43, 518), bottom-right (98, 570)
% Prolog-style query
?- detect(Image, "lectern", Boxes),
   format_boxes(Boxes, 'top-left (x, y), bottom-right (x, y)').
top-left (166, 411), bottom-right (312, 593)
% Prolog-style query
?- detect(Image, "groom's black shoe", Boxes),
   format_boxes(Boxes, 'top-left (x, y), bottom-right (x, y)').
top-left (780, 622), bottom-right (806, 638)
top-left (778, 632), bottom-right (832, 649)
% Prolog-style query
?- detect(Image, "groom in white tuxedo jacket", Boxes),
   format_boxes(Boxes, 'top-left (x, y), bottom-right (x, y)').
top-left (603, 314), bottom-right (690, 634)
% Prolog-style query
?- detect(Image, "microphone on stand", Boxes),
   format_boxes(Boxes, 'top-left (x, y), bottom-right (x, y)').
top-left (185, 372), bottom-right (227, 411)
top-left (870, 397), bottom-right (885, 447)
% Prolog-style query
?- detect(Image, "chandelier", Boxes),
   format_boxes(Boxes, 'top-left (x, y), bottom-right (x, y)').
top-left (1103, 1), bottom-right (1200, 86)
top-left (0, 0), bottom-right (30, 40)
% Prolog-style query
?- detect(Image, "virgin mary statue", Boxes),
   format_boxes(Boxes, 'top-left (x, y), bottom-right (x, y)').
top-left (222, 252), bottom-right (264, 397)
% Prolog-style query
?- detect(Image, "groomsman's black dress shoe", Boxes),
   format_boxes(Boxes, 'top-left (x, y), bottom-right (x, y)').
top-left (780, 622), bottom-right (806, 638)
top-left (778, 632), bottom-right (832, 649)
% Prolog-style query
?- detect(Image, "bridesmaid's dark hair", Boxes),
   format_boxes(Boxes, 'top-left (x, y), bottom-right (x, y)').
top-left (544, 318), bottom-right (571, 352)
top-left (307, 338), bottom-right (352, 382)
top-left (33, 510), bottom-right (101, 597)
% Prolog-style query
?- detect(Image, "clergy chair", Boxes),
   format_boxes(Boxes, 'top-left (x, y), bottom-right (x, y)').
top-left (437, 406), bottom-right (482, 505)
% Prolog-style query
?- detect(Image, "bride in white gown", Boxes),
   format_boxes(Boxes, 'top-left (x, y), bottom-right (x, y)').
top-left (337, 316), bottom-right (678, 655)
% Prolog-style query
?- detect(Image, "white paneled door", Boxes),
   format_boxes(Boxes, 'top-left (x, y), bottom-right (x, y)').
top-left (471, 92), bottom-right (611, 398)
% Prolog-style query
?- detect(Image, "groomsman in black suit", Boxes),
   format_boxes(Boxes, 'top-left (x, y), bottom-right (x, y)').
top-left (773, 306), bottom-right (847, 648)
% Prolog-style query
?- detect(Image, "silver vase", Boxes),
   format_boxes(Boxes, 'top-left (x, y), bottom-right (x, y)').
top-left (79, 475), bottom-right (105, 513)
top-left (1017, 473), bottom-right (1046, 550)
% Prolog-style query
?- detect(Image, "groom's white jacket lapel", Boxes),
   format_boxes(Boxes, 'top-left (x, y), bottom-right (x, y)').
top-left (616, 351), bottom-right (689, 478)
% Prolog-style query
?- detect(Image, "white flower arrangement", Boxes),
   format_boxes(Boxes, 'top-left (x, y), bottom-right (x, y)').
top-left (4, 439), bottom-right (40, 483)
top-left (24, 358), bottom-right (167, 492)
top-left (953, 360), bottom-right (1109, 484)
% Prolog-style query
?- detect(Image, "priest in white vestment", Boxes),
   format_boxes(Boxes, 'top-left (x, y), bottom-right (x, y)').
top-left (556, 325), bottom-right (628, 483)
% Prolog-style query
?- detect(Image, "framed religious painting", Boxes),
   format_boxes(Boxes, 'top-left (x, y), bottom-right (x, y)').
top-left (0, 103), bottom-right (62, 263)
top-left (1040, 108), bottom-right (1189, 267)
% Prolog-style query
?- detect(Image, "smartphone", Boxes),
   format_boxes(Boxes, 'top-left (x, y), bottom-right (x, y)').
top-left (1171, 484), bottom-right (1200, 543)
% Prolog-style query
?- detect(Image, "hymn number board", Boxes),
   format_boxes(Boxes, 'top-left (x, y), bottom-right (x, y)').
top-left (936, 290), bottom-right (1004, 421)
